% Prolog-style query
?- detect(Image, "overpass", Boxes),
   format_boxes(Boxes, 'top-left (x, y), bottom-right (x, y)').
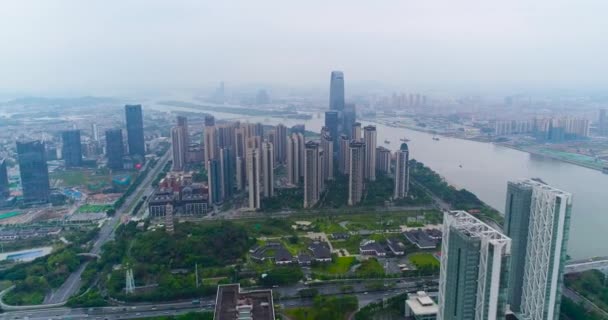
top-left (565, 256), bottom-right (608, 274)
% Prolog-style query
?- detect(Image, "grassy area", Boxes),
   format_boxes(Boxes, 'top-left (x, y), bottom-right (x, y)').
top-left (330, 235), bottom-right (363, 254)
top-left (139, 312), bottom-right (213, 320)
top-left (565, 270), bottom-right (608, 313)
top-left (409, 253), bottom-right (439, 269)
top-left (312, 256), bottom-right (356, 275)
top-left (355, 258), bottom-right (385, 278)
top-left (284, 296), bottom-right (358, 320)
top-left (0, 211), bottom-right (22, 220)
top-left (76, 204), bottom-right (113, 213)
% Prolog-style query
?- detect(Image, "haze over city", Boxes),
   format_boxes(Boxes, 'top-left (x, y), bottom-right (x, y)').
top-left (1, 0), bottom-right (608, 96)
top-left (1, 2), bottom-right (608, 320)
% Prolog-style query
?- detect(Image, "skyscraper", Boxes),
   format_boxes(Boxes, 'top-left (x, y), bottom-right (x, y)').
top-left (0, 159), bottom-right (9, 199)
top-left (304, 141), bottom-right (320, 208)
top-left (275, 124), bottom-right (287, 165)
top-left (351, 122), bottom-right (362, 141)
top-left (343, 103), bottom-right (357, 137)
top-left (261, 141), bottom-right (274, 198)
top-left (208, 158), bottom-right (222, 205)
top-left (171, 126), bottom-right (186, 171)
top-left (234, 126), bottom-right (246, 190)
top-left (504, 179), bottom-right (573, 320)
top-left (105, 129), bottom-right (124, 170)
top-left (324, 111), bottom-right (340, 147)
top-left (363, 125), bottom-right (377, 181)
top-left (61, 129), bottom-right (82, 167)
top-left (375, 146), bottom-right (391, 174)
top-left (320, 130), bottom-right (334, 181)
top-left (348, 141), bottom-right (365, 206)
top-left (247, 148), bottom-right (261, 210)
top-left (338, 135), bottom-right (350, 175)
top-left (177, 115), bottom-right (189, 156)
top-left (329, 71), bottom-right (345, 111)
top-left (220, 147), bottom-right (234, 199)
top-left (204, 116), bottom-right (217, 171)
top-left (125, 104), bottom-right (145, 158)
top-left (17, 141), bottom-right (51, 204)
top-left (287, 133), bottom-right (304, 186)
top-left (438, 210), bottom-right (511, 320)
top-left (394, 143), bottom-right (410, 198)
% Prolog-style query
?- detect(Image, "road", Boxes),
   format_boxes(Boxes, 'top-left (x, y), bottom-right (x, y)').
top-left (41, 151), bottom-right (172, 305)
top-left (1, 283), bottom-right (428, 320)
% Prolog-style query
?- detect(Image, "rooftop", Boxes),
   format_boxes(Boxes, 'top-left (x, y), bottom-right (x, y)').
top-left (446, 210), bottom-right (510, 245)
top-left (214, 284), bottom-right (275, 320)
top-left (406, 291), bottom-right (438, 316)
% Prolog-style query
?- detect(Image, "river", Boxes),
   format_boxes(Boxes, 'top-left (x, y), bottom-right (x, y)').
top-left (148, 102), bottom-right (608, 260)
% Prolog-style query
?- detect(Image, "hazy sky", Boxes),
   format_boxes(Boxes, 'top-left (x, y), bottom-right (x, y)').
top-left (1, 0), bottom-right (607, 96)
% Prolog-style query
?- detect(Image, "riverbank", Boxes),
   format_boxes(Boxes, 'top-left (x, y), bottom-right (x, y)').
top-left (367, 117), bottom-right (607, 174)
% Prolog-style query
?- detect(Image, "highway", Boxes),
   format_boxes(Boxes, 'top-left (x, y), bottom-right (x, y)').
top-left (0, 283), bottom-right (428, 320)
top-left (42, 151), bottom-right (172, 305)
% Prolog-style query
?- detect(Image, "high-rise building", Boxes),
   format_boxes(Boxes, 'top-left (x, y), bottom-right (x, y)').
top-left (247, 148), bottom-right (261, 210)
top-left (171, 126), bottom-right (186, 171)
top-left (329, 71), bottom-right (345, 111)
top-left (261, 141), bottom-right (274, 198)
top-left (275, 124), bottom-right (287, 165)
top-left (363, 125), bottom-right (377, 181)
top-left (375, 146), bottom-right (391, 174)
top-left (220, 147), bottom-right (234, 199)
top-left (105, 129), bottom-right (124, 170)
top-left (204, 116), bottom-right (218, 171)
top-left (351, 122), bottom-right (362, 141)
top-left (17, 141), bottom-right (51, 204)
top-left (177, 116), bottom-right (189, 148)
top-left (348, 141), bottom-right (365, 206)
top-left (287, 133), bottom-right (304, 186)
top-left (234, 126), bottom-right (246, 190)
top-left (304, 141), bottom-right (320, 208)
top-left (343, 103), bottom-right (357, 137)
top-left (61, 129), bottom-right (82, 167)
top-left (600, 109), bottom-right (607, 136)
top-left (125, 104), bottom-right (145, 157)
top-left (208, 158), bottom-right (222, 205)
top-left (91, 123), bottom-right (99, 141)
top-left (504, 179), bottom-right (573, 320)
top-left (438, 210), bottom-right (511, 320)
top-left (0, 159), bottom-right (9, 199)
top-left (320, 130), bottom-right (334, 181)
top-left (394, 143), bottom-right (410, 198)
top-left (218, 124), bottom-right (235, 150)
top-left (324, 111), bottom-right (340, 147)
top-left (338, 135), bottom-right (350, 175)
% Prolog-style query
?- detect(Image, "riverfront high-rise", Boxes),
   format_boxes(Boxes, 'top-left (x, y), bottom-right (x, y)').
top-left (220, 147), bottom-right (234, 199)
top-left (320, 130), bottom-right (334, 181)
top-left (125, 104), bottom-right (145, 158)
top-left (17, 141), bottom-right (51, 204)
top-left (61, 129), bottom-right (82, 167)
top-left (275, 124), bottom-right (288, 164)
top-left (324, 110), bottom-right (340, 147)
top-left (393, 143), bottom-right (410, 198)
top-left (329, 71), bottom-right (345, 111)
top-left (247, 148), bottom-right (261, 210)
top-left (363, 125), bottom-right (377, 181)
top-left (261, 141), bottom-right (274, 198)
top-left (304, 141), bottom-right (321, 208)
top-left (204, 116), bottom-right (217, 171)
top-left (438, 210), bottom-right (511, 320)
top-left (375, 146), bottom-right (391, 174)
top-left (208, 158), bottom-right (222, 205)
top-left (338, 135), bottom-right (350, 175)
top-left (171, 126), bottom-right (186, 171)
top-left (287, 133), bottom-right (304, 186)
top-left (105, 129), bottom-right (124, 170)
top-left (504, 179), bottom-right (573, 320)
top-left (343, 103), bottom-right (357, 137)
top-left (600, 109), bottom-right (607, 136)
top-left (348, 141), bottom-right (365, 206)
top-left (351, 122), bottom-right (362, 141)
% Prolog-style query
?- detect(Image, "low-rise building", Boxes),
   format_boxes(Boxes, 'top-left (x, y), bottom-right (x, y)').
top-left (404, 229), bottom-right (438, 249)
top-left (308, 241), bottom-right (332, 262)
top-left (214, 283), bottom-right (275, 320)
top-left (359, 239), bottom-right (387, 257)
top-left (405, 291), bottom-right (438, 320)
top-left (386, 237), bottom-right (406, 256)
